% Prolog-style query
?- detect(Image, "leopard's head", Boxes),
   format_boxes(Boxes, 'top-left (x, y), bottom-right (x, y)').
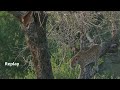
top-left (70, 56), bottom-right (79, 69)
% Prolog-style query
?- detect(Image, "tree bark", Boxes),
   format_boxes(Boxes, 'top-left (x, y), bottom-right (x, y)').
top-left (9, 11), bottom-right (54, 79)
top-left (30, 12), bottom-right (54, 79)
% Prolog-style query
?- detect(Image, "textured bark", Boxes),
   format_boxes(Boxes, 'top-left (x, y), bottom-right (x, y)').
top-left (99, 36), bottom-right (119, 58)
top-left (80, 62), bottom-right (96, 79)
top-left (25, 12), bottom-right (54, 79)
top-left (9, 11), bottom-right (54, 79)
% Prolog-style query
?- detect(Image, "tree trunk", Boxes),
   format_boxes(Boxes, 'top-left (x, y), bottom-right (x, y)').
top-left (25, 12), bottom-right (54, 79)
top-left (9, 11), bottom-right (54, 79)
top-left (82, 62), bottom-right (96, 79)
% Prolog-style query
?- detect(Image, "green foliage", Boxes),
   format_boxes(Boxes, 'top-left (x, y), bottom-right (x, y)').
top-left (0, 11), bottom-right (30, 78)
top-left (1, 11), bottom-right (120, 79)
top-left (51, 50), bottom-right (80, 79)
top-left (24, 69), bottom-right (36, 79)
top-left (47, 12), bottom-right (120, 79)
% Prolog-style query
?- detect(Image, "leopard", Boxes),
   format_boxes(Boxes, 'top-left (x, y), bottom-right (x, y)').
top-left (70, 44), bottom-right (101, 79)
